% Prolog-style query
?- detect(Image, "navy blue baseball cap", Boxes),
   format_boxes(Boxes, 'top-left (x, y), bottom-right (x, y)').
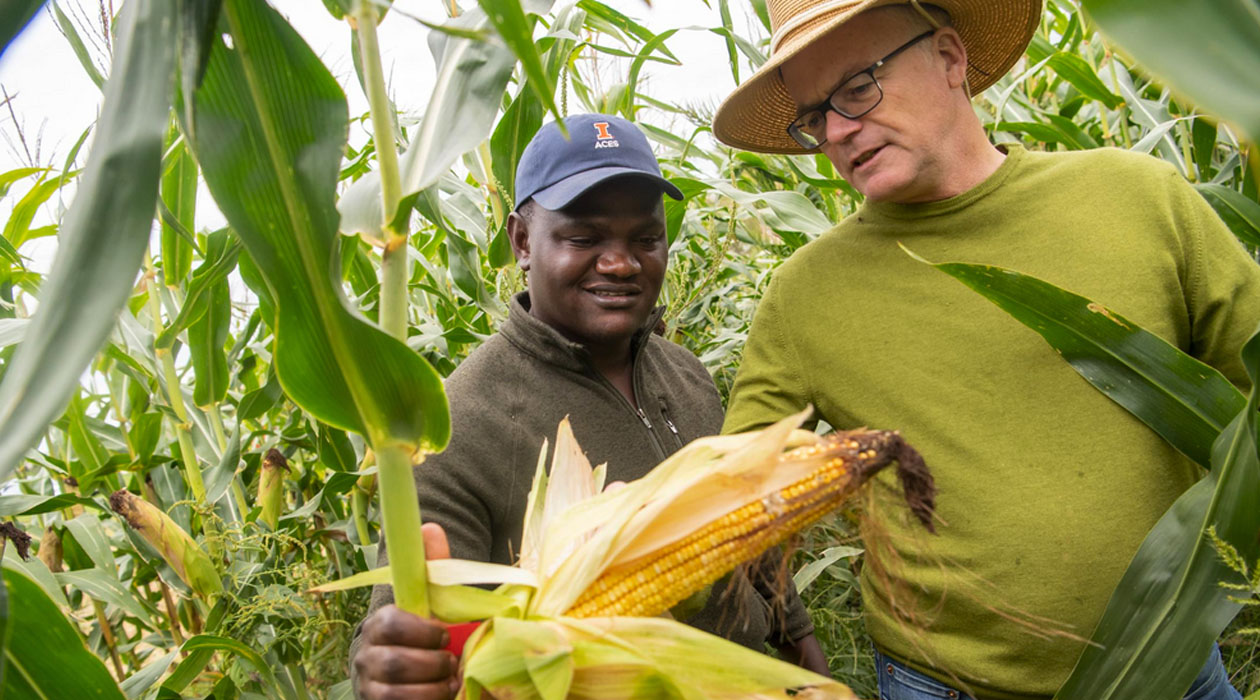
top-left (514, 113), bottom-right (683, 211)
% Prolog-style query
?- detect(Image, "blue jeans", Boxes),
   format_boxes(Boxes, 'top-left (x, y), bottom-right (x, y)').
top-left (874, 644), bottom-right (1243, 700)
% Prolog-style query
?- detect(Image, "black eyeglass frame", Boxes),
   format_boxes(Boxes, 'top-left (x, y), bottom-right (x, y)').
top-left (786, 29), bottom-right (937, 150)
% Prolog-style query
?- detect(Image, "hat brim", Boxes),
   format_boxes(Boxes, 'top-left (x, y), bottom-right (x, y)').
top-left (713, 0), bottom-right (1043, 154)
top-left (527, 166), bottom-right (684, 211)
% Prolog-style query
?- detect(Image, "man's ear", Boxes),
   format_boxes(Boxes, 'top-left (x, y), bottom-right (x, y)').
top-left (507, 211), bottom-right (531, 272)
top-left (934, 28), bottom-right (968, 89)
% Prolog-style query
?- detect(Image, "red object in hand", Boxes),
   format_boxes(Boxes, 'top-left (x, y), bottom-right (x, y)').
top-left (443, 621), bottom-right (482, 658)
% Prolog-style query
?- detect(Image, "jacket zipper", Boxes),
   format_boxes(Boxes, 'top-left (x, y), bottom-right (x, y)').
top-left (589, 335), bottom-right (668, 461)
top-left (658, 397), bottom-right (684, 450)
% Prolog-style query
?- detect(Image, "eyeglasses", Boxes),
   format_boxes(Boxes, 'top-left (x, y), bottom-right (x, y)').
top-left (786, 30), bottom-right (936, 150)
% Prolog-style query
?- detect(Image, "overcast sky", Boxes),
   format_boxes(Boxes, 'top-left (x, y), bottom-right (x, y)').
top-left (0, 0), bottom-right (760, 174)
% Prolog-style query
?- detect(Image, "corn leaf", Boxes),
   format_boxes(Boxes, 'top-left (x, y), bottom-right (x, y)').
top-left (309, 559), bottom-right (537, 592)
top-left (158, 126), bottom-right (197, 286)
top-left (0, 567), bottom-right (125, 699)
top-left (915, 254), bottom-right (1244, 468)
top-left (1080, 0), bottom-right (1260, 139)
top-left (339, 8), bottom-right (516, 236)
top-left (477, 0), bottom-right (561, 132)
top-left (187, 0), bottom-right (448, 451)
top-left (0, 0), bottom-right (178, 486)
top-left (1046, 52), bottom-right (1123, 109)
top-left (1054, 327), bottom-right (1260, 698)
top-left (51, 2), bottom-right (105, 89)
top-left (187, 278), bottom-right (230, 407)
top-left (179, 635), bottom-right (278, 689)
top-left (487, 0), bottom-right (583, 212)
top-left (1195, 184), bottom-right (1260, 249)
top-left (1, 176), bottom-right (62, 250)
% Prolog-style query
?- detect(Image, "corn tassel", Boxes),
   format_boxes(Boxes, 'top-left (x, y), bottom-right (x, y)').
top-left (258, 447), bottom-right (289, 530)
top-left (565, 429), bottom-right (933, 618)
top-left (110, 489), bottom-right (223, 599)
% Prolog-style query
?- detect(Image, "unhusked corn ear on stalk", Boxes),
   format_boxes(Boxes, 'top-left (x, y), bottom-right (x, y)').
top-left (38, 527), bottom-right (63, 572)
top-left (110, 490), bottom-right (224, 599)
top-left (258, 448), bottom-right (289, 530)
top-left (565, 429), bottom-right (933, 619)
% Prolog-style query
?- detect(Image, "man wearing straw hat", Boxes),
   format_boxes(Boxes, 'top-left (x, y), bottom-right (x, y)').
top-left (717, 1), bottom-right (1259, 698)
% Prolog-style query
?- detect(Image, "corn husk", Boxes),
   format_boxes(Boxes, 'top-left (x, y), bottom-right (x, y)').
top-left (258, 448), bottom-right (289, 530)
top-left (110, 489), bottom-right (223, 599)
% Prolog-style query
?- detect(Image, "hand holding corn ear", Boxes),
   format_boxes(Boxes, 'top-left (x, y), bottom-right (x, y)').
top-left (314, 408), bottom-right (935, 699)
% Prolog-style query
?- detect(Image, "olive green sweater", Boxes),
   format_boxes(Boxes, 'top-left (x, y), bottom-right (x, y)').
top-left (724, 146), bottom-right (1260, 698)
top-left (351, 293), bottom-right (813, 695)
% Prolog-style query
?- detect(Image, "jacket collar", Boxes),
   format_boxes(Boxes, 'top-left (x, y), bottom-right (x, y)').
top-left (500, 291), bottom-right (665, 375)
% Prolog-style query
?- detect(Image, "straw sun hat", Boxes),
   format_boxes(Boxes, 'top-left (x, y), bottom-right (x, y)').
top-left (713, 0), bottom-right (1042, 154)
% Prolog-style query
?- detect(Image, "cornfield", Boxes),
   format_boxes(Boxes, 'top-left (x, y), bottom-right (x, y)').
top-left (0, 0), bottom-right (1257, 698)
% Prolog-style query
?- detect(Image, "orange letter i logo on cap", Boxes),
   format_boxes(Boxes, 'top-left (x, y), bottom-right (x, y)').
top-left (593, 122), bottom-right (613, 140)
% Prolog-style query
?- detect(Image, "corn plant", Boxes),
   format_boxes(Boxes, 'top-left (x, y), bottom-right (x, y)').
top-left (0, 0), bottom-right (1257, 698)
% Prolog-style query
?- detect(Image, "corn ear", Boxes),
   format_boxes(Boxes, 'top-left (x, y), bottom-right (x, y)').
top-left (109, 489), bottom-right (223, 599)
top-left (258, 447), bottom-right (289, 529)
top-left (566, 429), bottom-right (933, 619)
top-left (38, 527), bottom-right (63, 572)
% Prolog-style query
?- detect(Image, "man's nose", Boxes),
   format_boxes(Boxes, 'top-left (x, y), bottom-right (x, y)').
top-left (824, 108), bottom-right (862, 146)
top-left (596, 244), bottom-right (641, 277)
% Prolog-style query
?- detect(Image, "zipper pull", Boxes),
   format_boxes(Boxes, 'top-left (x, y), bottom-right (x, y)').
top-left (663, 415), bottom-right (679, 436)
top-left (635, 407), bottom-right (654, 430)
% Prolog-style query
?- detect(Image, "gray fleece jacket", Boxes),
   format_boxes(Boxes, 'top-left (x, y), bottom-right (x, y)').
top-left (350, 293), bottom-right (813, 693)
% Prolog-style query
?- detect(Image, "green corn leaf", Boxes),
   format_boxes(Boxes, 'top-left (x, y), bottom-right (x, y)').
top-left (119, 649), bottom-right (177, 699)
top-left (913, 253), bottom-right (1244, 468)
top-left (160, 647), bottom-right (214, 694)
top-left (155, 230), bottom-right (241, 350)
top-left (477, 0), bottom-right (561, 130)
top-left (0, 166), bottom-right (46, 199)
top-left (2, 176), bottom-right (63, 250)
top-left (1080, 0), bottom-right (1260, 139)
top-left (1046, 52), bottom-right (1124, 109)
top-left (1194, 184), bottom-right (1260, 249)
top-left (187, 0), bottom-right (448, 451)
top-left (717, 0), bottom-right (740, 83)
top-left (488, 0), bottom-right (583, 209)
top-left (489, 89), bottom-right (543, 211)
top-left (0, 493), bottom-right (97, 517)
top-left (187, 278), bottom-right (229, 407)
top-left (620, 29), bottom-right (679, 118)
top-left (340, 7), bottom-right (517, 237)
top-left (0, 567), bottom-right (125, 699)
top-left (179, 635), bottom-right (277, 688)
top-left (1054, 328), bottom-right (1260, 699)
top-left (0, 0), bottom-right (178, 486)
top-left (52, 1), bottom-right (106, 89)
top-left (1191, 117), bottom-right (1218, 180)
top-left (159, 125), bottom-right (197, 287)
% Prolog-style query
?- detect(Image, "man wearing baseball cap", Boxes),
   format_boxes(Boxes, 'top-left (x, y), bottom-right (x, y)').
top-left (716, 1), bottom-right (1259, 699)
top-left (350, 113), bottom-right (827, 699)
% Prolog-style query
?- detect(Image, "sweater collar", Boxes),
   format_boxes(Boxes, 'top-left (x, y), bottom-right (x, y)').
top-left (500, 291), bottom-right (664, 374)
top-left (858, 143), bottom-right (1025, 221)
